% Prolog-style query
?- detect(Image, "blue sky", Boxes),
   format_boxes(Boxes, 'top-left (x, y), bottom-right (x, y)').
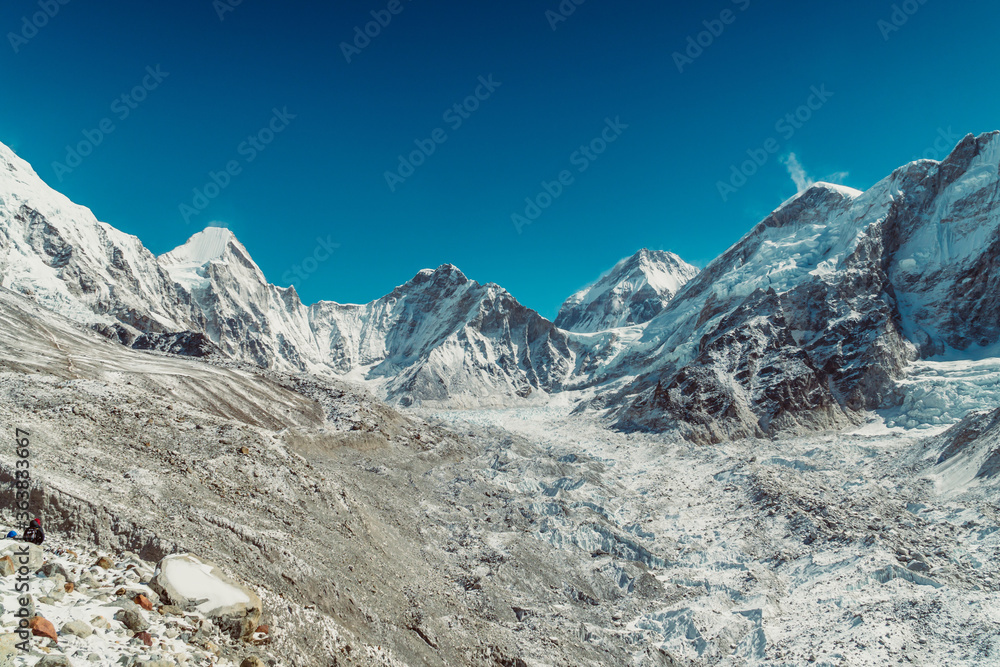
top-left (1, 0), bottom-right (997, 318)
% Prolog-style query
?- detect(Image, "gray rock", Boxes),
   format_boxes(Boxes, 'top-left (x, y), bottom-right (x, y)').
top-left (1, 543), bottom-right (43, 572)
top-left (78, 572), bottom-right (100, 588)
top-left (158, 604), bottom-right (184, 616)
top-left (40, 561), bottom-right (73, 582)
top-left (61, 619), bottom-right (94, 637)
top-left (114, 608), bottom-right (150, 632)
top-left (35, 656), bottom-right (72, 667)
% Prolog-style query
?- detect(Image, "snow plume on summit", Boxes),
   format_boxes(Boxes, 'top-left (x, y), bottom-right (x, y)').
top-left (782, 152), bottom-right (815, 193)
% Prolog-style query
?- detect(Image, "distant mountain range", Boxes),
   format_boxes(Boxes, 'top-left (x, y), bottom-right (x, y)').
top-left (3, 132), bottom-right (1000, 440)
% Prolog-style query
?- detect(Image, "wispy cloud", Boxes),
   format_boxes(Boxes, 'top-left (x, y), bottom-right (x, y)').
top-left (781, 153), bottom-right (851, 194)
top-left (781, 153), bottom-right (814, 193)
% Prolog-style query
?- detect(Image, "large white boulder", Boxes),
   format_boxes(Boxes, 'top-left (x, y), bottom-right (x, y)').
top-left (150, 553), bottom-right (262, 639)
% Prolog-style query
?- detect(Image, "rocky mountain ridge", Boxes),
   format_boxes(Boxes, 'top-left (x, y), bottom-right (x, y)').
top-left (555, 249), bottom-right (700, 333)
top-left (600, 132), bottom-right (1000, 441)
top-left (3, 133), bottom-right (1000, 439)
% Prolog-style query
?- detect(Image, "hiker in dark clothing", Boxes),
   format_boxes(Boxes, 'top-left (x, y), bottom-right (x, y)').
top-left (23, 518), bottom-right (44, 545)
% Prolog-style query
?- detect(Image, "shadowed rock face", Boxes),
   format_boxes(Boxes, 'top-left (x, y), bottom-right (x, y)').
top-left (131, 331), bottom-right (220, 357)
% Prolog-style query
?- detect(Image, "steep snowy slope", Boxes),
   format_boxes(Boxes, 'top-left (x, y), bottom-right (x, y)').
top-left (4, 133), bottom-right (1000, 426)
top-left (0, 142), bottom-right (197, 339)
top-left (555, 249), bottom-right (699, 332)
top-left (605, 132), bottom-right (1000, 442)
top-left (909, 406), bottom-right (1000, 496)
top-left (160, 227), bottom-right (321, 370)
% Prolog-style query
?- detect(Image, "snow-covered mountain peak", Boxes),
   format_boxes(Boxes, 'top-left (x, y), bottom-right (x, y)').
top-left (160, 226), bottom-right (266, 293)
top-left (404, 263), bottom-right (470, 291)
top-left (162, 226), bottom-right (239, 265)
top-left (555, 249), bottom-right (700, 332)
top-left (809, 181), bottom-right (863, 198)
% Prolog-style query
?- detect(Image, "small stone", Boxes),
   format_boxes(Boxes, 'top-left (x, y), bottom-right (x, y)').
top-left (61, 619), bottom-right (94, 637)
top-left (64, 582), bottom-right (75, 593)
top-left (40, 562), bottom-right (73, 582)
top-left (158, 604), bottom-right (185, 616)
top-left (135, 593), bottom-right (154, 610)
top-left (134, 630), bottom-right (154, 646)
top-left (0, 555), bottom-right (15, 576)
top-left (95, 556), bottom-right (115, 569)
top-left (114, 608), bottom-right (150, 632)
top-left (240, 657), bottom-right (267, 667)
top-left (78, 572), bottom-right (100, 588)
top-left (35, 656), bottom-right (72, 667)
top-left (30, 615), bottom-right (59, 641)
top-left (90, 615), bottom-right (110, 629)
top-left (907, 560), bottom-right (932, 573)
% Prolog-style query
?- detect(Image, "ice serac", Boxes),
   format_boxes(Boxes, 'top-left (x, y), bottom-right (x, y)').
top-left (555, 249), bottom-right (700, 333)
top-left (607, 132), bottom-right (1000, 443)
